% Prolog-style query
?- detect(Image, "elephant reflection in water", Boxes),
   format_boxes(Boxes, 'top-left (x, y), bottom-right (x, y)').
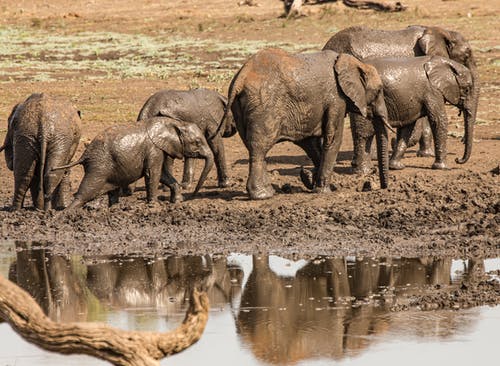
top-left (85, 255), bottom-right (243, 314)
top-left (8, 246), bottom-right (243, 325)
top-left (8, 242), bottom-right (89, 322)
top-left (236, 255), bottom-right (457, 364)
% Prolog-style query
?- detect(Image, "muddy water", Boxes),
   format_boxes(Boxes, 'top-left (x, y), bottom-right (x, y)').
top-left (0, 243), bottom-right (499, 365)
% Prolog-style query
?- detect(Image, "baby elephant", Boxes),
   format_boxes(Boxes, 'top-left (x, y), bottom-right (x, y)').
top-left (52, 117), bottom-right (214, 210)
top-left (0, 93), bottom-right (81, 211)
top-left (137, 88), bottom-right (236, 189)
top-left (351, 55), bottom-right (475, 173)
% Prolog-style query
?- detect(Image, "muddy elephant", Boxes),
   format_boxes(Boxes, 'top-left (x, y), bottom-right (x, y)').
top-left (0, 93), bottom-right (81, 210)
top-left (219, 48), bottom-right (390, 200)
top-left (137, 88), bottom-right (236, 189)
top-left (350, 56), bottom-right (475, 173)
top-left (52, 117), bottom-right (214, 209)
top-left (323, 25), bottom-right (479, 162)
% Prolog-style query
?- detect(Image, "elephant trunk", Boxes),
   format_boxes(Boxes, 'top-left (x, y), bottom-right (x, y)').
top-left (455, 60), bottom-right (478, 165)
top-left (193, 154), bottom-right (214, 196)
top-left (455, 106), bottom-right (474, 164)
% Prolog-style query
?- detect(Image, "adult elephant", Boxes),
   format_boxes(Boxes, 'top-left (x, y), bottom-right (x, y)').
top-left (137, 88), bottom-right (236, 189)
top-left (0, 93), bottom-right (81, 210)
top-left (219, 48), bottom-right (390, 200)
top-left (323, 25), bottom-right (479, 163)
top-left (52, 117), bottom-right (214, 209)
top-left (351, 56), bottom-right (475, 172)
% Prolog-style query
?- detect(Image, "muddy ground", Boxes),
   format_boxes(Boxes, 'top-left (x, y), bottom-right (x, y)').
top-left (0, 0), bottom-right (498, 261)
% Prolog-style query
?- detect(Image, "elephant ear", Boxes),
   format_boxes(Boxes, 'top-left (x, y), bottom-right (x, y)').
top-left (334, 54), bottom-right (368, 117)
top-left (145, 118), bottom-right (183, 158)
top-left (425, 56), bottom-right (472, 105)
top-left (418, 27), bottom-right (450, 57)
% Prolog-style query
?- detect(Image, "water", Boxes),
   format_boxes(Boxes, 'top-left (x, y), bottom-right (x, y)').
top-left (0, 243), bottom-right (498, 366)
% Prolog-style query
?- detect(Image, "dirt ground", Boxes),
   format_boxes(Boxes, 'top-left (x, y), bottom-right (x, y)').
top-left (0, 0), bottom-right (498, 260)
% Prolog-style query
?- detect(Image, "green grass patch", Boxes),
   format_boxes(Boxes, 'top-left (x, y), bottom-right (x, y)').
top-left (0, 27), bottom-right (320, 82)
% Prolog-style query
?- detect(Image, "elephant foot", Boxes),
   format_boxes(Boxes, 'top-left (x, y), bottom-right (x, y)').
top-left (416, 148), bottom-right (434, 157)
top-left (389, 160), bottom-right (405, 170)
top-left (300, 167), bottom-right (314, 190)
top-left (170, 193), bottom-right (184, 203)
top-left (218, 177), bottom-right (230, 188)
top-left (248, 185), bottom-right (274, 200)
top-left (352, 164), bottom-right (374, 175)
top-left (431, 161), bottom-right (448, 170)
top-left (312, 184), bottom-right (332, 194)
top-left (181, 181), bottom-right (194, 191)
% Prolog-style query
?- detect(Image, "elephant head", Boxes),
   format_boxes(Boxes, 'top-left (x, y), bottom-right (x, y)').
top-left (0, 103), bottom-right (20, 171)
top-left (334, 54), bottom-right (390, 188)
top-left (146, 118), bottom-right (214, 195)
top-left (418, 26), bottom-right (479, 127)
top-left (424, 56), bottom-right (475, 164)
top-left (217, 94), bottom-right (237, 138)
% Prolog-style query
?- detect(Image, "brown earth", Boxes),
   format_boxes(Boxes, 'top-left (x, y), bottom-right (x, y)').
top-left (0, 0), bottom-right (498, 260)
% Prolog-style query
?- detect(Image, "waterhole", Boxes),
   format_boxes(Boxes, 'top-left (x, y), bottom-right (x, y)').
top-left (0, 242), bottom-right (498, 365)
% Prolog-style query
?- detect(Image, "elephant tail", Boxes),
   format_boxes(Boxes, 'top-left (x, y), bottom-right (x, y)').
top-left (209, 66), bottom-right (247, 140)
top-left (51, 157), bottom-right (85, 172)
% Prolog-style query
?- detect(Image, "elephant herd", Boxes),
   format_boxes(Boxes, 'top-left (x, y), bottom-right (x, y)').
top-left (0, 25), bottom-right (478, 210)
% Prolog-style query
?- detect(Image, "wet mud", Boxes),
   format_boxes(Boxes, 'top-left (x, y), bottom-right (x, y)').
top-left (0, 167), bottom-right (498, 259)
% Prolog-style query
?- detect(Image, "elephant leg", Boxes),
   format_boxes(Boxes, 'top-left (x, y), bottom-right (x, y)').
top-left (144, 165), bottom-right (161, 203)
top-left (315, 109), bottom-right (344, 193)
top-left (247, 145), bottom-right (274, 200)
top-left (295, 137), bottom-right (322, 190)
top-left (12, 146), bottom-right (37, 210)
top-left (51, 171), bottom-right (71, 210)
top-left (351, 114), bottom-right (374, 175)
top-left (160, 156), bottom-right (175, 192)
top-left (425, 99), bottom-right (449, 170)
top-left (416, 118), bottom-right (434, 157)
top-left (160, 166), bottom-right (183, 203)
top-left (181, 158), bottom-right (196, 190)
top-left (71, 176), bottom-right (117, 209)
top-left (29, 168), bottom-right (43, 210)
top-left (389, 124), bottom-right (414, 170)
top-left (208, 135), bottom-right (230, 188)
top-left (43, 152), bottom-right (73, 210)
top-left (107, 188), bottom-right (120, 206)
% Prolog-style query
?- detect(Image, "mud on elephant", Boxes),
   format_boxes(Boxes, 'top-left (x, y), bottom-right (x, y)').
top-left (219, 48), bottom-right (390, 200)
top-left (323, 25), bottom-right (479, 162)
top-left (52, 117), bottom-right (214, 209)
top-left (137, 88), bottom-right (236, 189)
top-left (0, 93), bottom-right (81, 211)
top-left (350, 55), bottom-right (475, 173)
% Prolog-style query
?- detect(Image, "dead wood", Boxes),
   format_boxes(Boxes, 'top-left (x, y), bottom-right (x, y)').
top-left (0, 274), bottom-right (209, 366)
top-left (283, 0), bottom-right (406, 16)
top-left (342, 0), bottom-right (406, 12)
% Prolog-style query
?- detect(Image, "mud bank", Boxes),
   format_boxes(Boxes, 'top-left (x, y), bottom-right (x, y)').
top-left (0, 169), bottom-right (498, 258)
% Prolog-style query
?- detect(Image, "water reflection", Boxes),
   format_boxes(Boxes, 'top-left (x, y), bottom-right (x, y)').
top-left (3, 244), bottom-right (499, 365)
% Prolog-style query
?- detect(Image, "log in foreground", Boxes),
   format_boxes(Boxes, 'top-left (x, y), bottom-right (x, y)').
top-left (0, 274), bottom-right (209, 366)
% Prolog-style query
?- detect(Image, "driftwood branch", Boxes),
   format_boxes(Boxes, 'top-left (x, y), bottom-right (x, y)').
top-left (283, 0), bottom-right (406, 17)
top-left (0, 274), bottom-right (209, 366)
top-left (342, 0), bottom-right (406, 12)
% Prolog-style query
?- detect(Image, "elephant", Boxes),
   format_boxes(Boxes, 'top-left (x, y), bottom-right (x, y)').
top-left (350, 55), bottom-right (475, 173)
top-left (323, 25), bottom-right (479, 162)
top-left (219, 48), bottom-right (390, 200)
top-left (52, 116), bottom-right (214, 209)
top-left (137, 88), bottom-right (236, 189)
top-left (0, 93), bottom-right (81, 211)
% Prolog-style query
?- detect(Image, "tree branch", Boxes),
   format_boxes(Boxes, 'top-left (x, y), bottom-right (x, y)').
top-left (0, 274), bottom-right (209, 366)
